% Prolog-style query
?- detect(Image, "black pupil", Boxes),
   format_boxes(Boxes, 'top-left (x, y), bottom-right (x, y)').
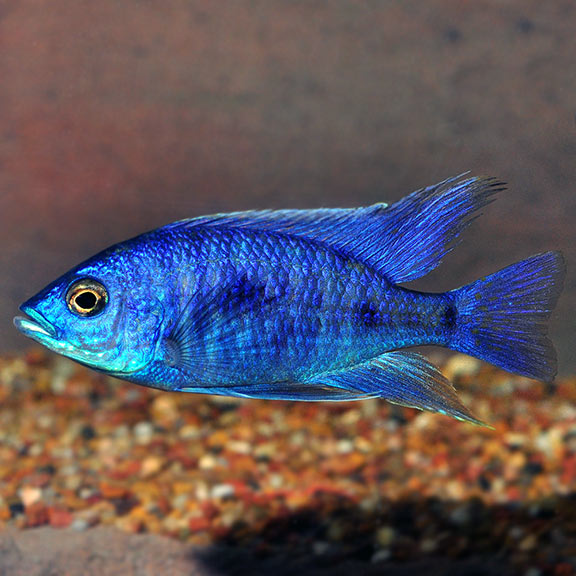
top-left (75, 291), bottom-right (98, 310)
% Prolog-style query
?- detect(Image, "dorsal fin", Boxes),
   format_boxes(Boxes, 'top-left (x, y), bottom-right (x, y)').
top-left (361, 174), bottom-right (504, 283)
top-left (167, 174), bottom-right (503, 283)
top-left (165, 205), bottom-right (389, 244)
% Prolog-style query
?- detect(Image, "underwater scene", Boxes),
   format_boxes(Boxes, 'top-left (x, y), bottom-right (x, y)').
top-left (1, 2), bottom-right (575, 575)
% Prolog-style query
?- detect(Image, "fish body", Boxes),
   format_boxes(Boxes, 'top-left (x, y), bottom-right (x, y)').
top-left (14, 175), bottom-right (565, 425)
top-left (109, 226), bottom-right (451, 386)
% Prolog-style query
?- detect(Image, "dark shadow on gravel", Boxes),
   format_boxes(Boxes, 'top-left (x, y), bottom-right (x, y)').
top-left (196, 546), bottom-right (512, 576)
top-left (192, 492), bottom-right (575, 576)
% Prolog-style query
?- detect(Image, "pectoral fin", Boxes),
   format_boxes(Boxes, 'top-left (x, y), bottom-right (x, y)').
top-left (162, 274), bottom-right (273, 378)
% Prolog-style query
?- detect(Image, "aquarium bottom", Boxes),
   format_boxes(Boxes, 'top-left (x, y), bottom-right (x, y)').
top-left (0, 350), bottom-right (575, 576)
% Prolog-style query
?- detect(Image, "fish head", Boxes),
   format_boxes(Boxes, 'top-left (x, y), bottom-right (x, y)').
top-left (14, 249), bottom-right (165, 376)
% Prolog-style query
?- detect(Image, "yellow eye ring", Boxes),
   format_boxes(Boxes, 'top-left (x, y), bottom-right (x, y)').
top-left (66, 279), bottom-right (108, 317)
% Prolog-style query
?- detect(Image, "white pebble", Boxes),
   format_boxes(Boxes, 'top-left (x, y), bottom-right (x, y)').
top-left (211, 484), bottom-right (235, 500)
top-left (228, 441), bottom-right (251, 454)
top-left (313, 541), bottom-right (330, 556)
top-left (179, 425), bottom-right (201, 439)
top-left (371, 549), bottom-right (391, 563)
top-left (133, 421), bottom-right (154, 445)
top-left (71, 518), bottom-right (89, 531)
top-left (336, 439), bottom-right (354, 454)
top-left (443, 354), bottom-right (481, 379)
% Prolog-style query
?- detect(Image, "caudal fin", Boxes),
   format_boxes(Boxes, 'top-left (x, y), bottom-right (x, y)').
top-left (451, 251), bottom-right (565, 381)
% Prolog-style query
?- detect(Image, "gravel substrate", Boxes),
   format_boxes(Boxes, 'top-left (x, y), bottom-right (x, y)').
top-left (0, 350), bottom-right (575, 575)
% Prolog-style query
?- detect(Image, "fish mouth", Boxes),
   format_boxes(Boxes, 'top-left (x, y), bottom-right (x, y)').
top-left (14, 306), bottom-right (58, 342)
top-left (14, 306), bottom-right (100, 363)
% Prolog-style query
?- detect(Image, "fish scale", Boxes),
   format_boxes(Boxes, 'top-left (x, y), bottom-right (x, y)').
top-left (160, 226), bottom-right (450, 381)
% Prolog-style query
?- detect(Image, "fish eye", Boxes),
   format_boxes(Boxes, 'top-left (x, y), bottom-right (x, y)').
top-left (66, 279), bottom-right (108, 317)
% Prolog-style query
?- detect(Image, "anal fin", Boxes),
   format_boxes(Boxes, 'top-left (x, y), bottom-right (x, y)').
top-left (307, 351), bottom-right (486, 426)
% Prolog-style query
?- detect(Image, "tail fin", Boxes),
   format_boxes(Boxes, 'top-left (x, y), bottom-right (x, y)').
top-left (450, 251), bottom-right (565, 381)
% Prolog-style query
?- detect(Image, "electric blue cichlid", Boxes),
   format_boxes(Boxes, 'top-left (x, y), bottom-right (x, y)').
top-left (14, 175), bottom-right (565, 425)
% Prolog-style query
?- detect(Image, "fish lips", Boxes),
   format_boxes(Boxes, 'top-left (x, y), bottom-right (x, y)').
top-left (14, 305), bottom-right (60, 346)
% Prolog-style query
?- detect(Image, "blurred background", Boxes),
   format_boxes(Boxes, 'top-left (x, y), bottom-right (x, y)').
top-left (1, 3), bottom-right (575, 575)
top-left (1, 0), bottom-right (573, 372)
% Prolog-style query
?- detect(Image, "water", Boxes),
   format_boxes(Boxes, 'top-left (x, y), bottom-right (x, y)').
top-left (0, 2), bottom-right (574, 575)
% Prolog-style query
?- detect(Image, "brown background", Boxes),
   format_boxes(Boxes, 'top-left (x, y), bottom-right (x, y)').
top-left (1, 1), bottom-right (574, 372)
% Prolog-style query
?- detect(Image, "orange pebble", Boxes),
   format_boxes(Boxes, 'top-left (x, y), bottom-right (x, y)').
top-left (25, 502), bottom-right (49, 528)
top-left (48, 506), bottom-right (73, 528)
top-left (99, 481), bottom-right (129, 500)
top-left (188, 517), bottom-right (211, 533)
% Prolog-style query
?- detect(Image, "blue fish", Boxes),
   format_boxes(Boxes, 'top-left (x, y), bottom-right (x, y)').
top-left (14, 175), bottom-right (565, 425)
